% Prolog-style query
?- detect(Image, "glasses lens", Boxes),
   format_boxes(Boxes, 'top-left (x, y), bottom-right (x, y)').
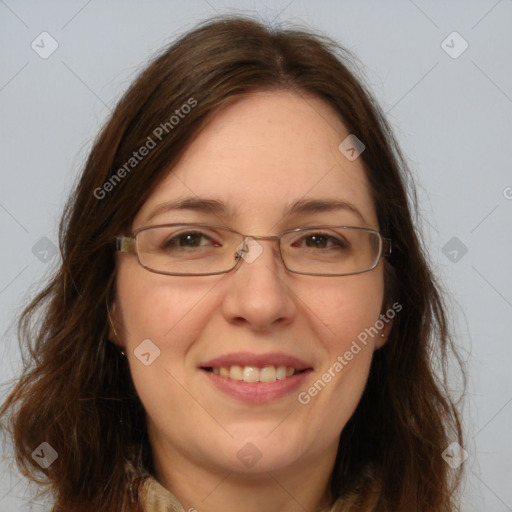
top-left (135, 225), bottom-right (241, 275)
top-left (281, 227), bottom-right (382, 275)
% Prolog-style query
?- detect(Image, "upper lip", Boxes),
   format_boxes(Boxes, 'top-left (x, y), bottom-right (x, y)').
top-left (199, 352), bottom-right (313, 371)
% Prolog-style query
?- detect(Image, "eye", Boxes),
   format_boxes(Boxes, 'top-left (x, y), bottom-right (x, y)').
top-left (162, 231), bottom-right (220, 249)
top-left (291, 232), bottom-right (349, 250)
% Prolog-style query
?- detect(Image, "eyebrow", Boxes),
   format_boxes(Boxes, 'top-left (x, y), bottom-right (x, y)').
top-left (286, 198), bottom-right (367, 224)
top-left (145, 197), bottom-right (367, 224)
top-left (145, 197), bottom-right (231, 222)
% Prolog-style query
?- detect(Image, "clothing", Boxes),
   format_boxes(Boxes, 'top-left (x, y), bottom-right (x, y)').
top-left (138, 476), bottom-right (186, 512)
top-left (138, 475), bottom-right (346, 512)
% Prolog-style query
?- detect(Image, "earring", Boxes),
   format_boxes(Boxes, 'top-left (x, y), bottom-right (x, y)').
top-left (380, 333), bottom-right (385, 338)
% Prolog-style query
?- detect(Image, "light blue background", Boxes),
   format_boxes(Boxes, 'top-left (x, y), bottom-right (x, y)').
top-left (1, 1), bottom-right (511, 510)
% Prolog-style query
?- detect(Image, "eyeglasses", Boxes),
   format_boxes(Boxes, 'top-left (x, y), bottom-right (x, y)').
top-left (115, 223), bottom-right (391, 277)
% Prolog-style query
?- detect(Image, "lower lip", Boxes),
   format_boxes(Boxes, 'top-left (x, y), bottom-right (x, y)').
top-left (200, 369), bottom-right (312, 403)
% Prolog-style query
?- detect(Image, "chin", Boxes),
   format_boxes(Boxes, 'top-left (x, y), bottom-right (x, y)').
top-left (213, 427), bottom-right (315, 475)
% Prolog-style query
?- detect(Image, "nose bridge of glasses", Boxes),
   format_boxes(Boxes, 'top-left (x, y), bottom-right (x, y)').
top-left (245, 234), bottom-right (281, 243)
top-left (233, 234), bottom-right (284, 266)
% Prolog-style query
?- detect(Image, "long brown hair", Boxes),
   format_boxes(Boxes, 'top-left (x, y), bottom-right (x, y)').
top-left (1, 15), bottom-right (464, 511)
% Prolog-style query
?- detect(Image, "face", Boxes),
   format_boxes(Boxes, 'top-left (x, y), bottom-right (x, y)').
top-left (111, 91), bottom-right (392, 479)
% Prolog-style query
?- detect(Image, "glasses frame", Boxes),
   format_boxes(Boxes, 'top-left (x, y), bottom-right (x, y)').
top-left (115, 223), bottom-right (392, 277)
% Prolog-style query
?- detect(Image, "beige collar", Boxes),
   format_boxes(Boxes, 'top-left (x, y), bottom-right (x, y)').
top-left (138, 475), bottom-right (345, 512)
top-left (138, 475), bottom-right (186, 512)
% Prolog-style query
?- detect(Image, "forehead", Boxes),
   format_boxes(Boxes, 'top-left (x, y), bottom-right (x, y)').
top-left (134, 91), bottom-right (377, 229)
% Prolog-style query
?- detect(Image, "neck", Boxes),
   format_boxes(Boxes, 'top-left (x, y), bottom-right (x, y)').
top-left (150, 434), bottom-right (338, 512)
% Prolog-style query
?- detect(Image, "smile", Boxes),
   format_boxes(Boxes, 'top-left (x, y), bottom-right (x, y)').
top-left (204, 365), bottom-right (304, 382)
top-left (198, 352), bottom-right (313, 402)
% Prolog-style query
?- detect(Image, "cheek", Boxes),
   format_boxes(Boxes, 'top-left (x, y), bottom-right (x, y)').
top-left (296, 276), bottom-right (383, 439)
top-left (116, 261), bottom-right (217, 348)
top-left (293, 270), bottom-right (384, 412)
top-left (114, 263), bottom-right (228, 408)
top-left (115, 264), bottom-right (218, 429)
top-left (301, 271), bottom-right (383, 403)
top-left (305, 270), bottom-right (385, 351)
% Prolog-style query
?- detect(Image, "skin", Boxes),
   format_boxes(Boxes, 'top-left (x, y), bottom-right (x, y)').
top-left (110, 90), bottom-right (392, 512)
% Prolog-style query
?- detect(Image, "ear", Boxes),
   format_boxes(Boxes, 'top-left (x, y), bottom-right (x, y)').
top-left (107, 300), bottom-right (124, 349)
top-left (375, 308), bottom-right (395, 350)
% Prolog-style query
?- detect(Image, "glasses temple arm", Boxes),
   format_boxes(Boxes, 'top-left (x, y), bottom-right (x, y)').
top-left (115, 237), bottom-right (136, 254)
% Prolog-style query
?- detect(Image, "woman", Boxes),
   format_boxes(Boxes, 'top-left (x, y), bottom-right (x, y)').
top-left (1, 15), bottom-right (464, 512)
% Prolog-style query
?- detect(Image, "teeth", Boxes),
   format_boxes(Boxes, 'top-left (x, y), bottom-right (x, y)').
top-left (230, 365), bottom-right (243, 381)
top-left (211, 365), bottom-right (299, 382)
top-left (243, 366), bottom-right (260, 382)
top-left (260, 366), bottom-right (276, 382)
top-left (276, 365), bottom-right (287, 380)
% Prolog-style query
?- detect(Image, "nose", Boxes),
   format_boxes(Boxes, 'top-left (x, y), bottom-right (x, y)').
top-left (220, 238), bottom-right (296, 332)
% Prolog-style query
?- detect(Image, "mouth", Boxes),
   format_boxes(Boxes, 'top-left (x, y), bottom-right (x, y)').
top-left (201, 365), bottom-right (308, 383)
top-left (198, 352), bottom-right (313, 403)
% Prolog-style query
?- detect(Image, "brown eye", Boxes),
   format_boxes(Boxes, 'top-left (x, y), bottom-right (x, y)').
top-left (292, 233), bottom-right (349, 250)
top-left (167, 232), bottom-right (206, 247)
top-left (162, 231), bottom-right (219, 249)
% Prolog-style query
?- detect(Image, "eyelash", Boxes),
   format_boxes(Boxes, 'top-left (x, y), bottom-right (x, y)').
top-left (160, 230), bottom-right (349, 250)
